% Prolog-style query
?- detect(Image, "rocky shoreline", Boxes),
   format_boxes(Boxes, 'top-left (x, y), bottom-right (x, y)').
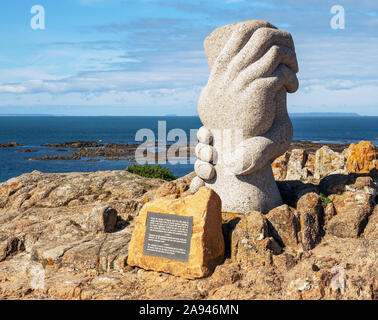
top-left (0, 141), bottom-right (377, 300)
top-left (2, 139), bottom-right (377, 163)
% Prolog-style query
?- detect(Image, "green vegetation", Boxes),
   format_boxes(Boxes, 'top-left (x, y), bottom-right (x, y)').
top-left (319, 192), bottom-right (331, 205)
top-left (126, 164), bottom-right (177, 181)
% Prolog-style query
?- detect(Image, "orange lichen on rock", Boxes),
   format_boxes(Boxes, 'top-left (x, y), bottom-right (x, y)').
top-left (346, 141), bottom-right (378, 173)
top-left (221, 212), bottom-right (243, 224)
top-left (271, 152), bottom-right (289, 181)
top-left (314, 146), bottom-right (346, 179)
top-left (0, 182), bottom-right (20, 197)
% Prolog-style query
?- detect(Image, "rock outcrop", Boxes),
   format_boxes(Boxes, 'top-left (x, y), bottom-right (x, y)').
top-left (0, 142), bottom-right (23, 148)
top-left (364, 205), bottom-right (378, 239)
top-left (273, 140), bottom-right (378, 183)
top-left (271, 152), bottom-right (290, 181)
top-left (230, 211), bottom-right (282, 265)
top-left (285, 149), bottom-right (308, 181)
top-left (346, 141), bottom-right (378, 174)
top-left (266, 205), bottom-right (299, 248)
top-left (84, 206), bottom-right (118, 233)
top-left (327, 191), bottom-right (373, 238)
top-left (0, 141), bottom-right (377, 300)
top-left (296, 192), bottom-right (323, 250)
top-left (314, 146), bottom-right (346, 179)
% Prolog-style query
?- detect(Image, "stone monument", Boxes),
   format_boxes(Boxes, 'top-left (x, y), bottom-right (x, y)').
top-left (190, 20), bottom-right (299, 213)
top-left (128, 187), bottom-right (225, 279)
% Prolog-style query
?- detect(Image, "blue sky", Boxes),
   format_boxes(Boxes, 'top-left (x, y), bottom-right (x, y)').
top-left (0, 0), bottom-right (377, 115)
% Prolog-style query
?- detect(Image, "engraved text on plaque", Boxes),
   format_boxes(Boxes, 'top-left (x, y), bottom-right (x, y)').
top-left (143, 212), bottom-right (193, 262)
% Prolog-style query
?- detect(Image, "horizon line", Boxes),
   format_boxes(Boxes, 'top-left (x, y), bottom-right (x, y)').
top-left (0, 112), bottom-right (366, 117)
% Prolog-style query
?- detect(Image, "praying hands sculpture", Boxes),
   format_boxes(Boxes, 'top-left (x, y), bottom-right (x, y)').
top-left (190, 20), bottom-right (299, 213)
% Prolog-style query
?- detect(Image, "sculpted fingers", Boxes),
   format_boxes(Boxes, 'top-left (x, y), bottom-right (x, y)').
top-left (196, 126), bottom-right (216, 162)
top-left (244, 64), bottom-right (298, 102)
top-left (212, 24), bottom-right (272, 75)
top-left (193, 126), bottom-right (215, 185)
top-left (192, 126), bottom-right (215, 192)
top-left (190, 176), bottom-right (205, 194)
top-left (228, 28), bottom-right (295, 75)
top-left (197, 126), bottom-right (213, 144)
top-left (258, 44), bottom-right (298, 74)
top-left (195, 143), bottom-right (215, 163)
top-left (195, 160), bottom-right (215, 180)
top-left (236, 44), bottom-right (298, 88)
top-left (224, 140), bottom-right (258, 176)
top-left (273, 64), bottom-right (299, 93)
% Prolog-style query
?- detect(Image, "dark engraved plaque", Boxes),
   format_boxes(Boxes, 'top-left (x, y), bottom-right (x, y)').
top-left (143, 212), bottom-right (193, 262)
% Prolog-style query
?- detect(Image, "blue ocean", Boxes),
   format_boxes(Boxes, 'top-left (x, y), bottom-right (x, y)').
top-left (0, 116), bottom-right (377, 182)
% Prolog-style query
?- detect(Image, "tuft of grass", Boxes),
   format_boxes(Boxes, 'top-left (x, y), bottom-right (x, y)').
top-left (319, 192), bottom-right (331, 205)
top-left (126, 164), bottom-right (177, 181)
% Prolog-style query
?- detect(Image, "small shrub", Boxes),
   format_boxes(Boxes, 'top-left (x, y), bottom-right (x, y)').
top-left (126, 164), bottom-right (177, 181)
top-left (319, 193), bottom-right (331, 205)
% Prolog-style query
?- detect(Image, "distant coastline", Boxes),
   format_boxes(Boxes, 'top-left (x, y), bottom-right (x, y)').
top-left (0, 113), bottom-right (57, 117)
top-left (290, 112), bottom-right (361, 117)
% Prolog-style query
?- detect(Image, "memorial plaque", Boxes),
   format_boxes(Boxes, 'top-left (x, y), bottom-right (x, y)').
top-left (143, 212), bottom-right (193, 262)
top-left (127, 187), bottom-right (224, 278)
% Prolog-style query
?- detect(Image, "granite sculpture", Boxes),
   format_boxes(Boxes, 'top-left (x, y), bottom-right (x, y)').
top-left (190, 20), bottom-right (299, 213)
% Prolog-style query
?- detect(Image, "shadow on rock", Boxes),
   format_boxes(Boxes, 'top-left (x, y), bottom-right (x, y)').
top-left (276, 180), bottom-right (319, 207)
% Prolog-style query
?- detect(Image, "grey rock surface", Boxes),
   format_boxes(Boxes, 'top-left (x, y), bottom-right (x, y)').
top-left (191, 20), bottom-right (299, 213)
top-left (84, 206), bottom-right (118, 233)
top-left (296, 192), bottom-right (323, 251)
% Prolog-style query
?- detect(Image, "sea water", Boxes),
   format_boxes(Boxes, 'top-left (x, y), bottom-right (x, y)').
top-left (0, 116), bottom-right (377, 182)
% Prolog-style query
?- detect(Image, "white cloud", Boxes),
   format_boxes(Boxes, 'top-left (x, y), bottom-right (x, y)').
top-left (1, 0), bottom-right (378, 114)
